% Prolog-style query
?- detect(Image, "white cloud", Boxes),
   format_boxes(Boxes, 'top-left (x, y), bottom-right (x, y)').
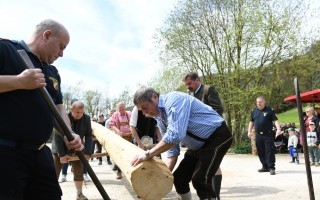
top-left (0, 0), bottom-right (175, 97)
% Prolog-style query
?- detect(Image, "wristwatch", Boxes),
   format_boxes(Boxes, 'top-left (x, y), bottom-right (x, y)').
top-left (144, 150), bottom-right (152, 160)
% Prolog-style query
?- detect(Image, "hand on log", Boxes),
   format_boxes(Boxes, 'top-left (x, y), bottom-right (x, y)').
top-left (131, 151), bottom-right (150, 167)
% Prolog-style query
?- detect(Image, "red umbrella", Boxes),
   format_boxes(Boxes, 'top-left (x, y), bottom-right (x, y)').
top-left (284, 88), bottom-right (320, 103)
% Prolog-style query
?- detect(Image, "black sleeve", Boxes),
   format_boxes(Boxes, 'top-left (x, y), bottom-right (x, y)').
top-left (312, 116), bottom-right (319, 130)
top-left (83, 115), bottom-right (93, 155)
top-left (0, 40), bottom-right (4, 70)
top-left (52, 129), bottom-right (68, 157)
top-left (270, 108), bottom-right (278, 121)
top-left (206, 86), bottom-right (224, 116)
top-left (316, 128), bottom-right (320, 146)
top-left (250, 109), bottom-right (255, 122)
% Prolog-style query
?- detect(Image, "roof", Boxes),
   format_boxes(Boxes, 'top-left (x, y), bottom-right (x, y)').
top-left (284, 89), bottom-right (320, 103)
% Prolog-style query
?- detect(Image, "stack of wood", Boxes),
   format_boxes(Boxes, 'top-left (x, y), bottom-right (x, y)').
top-left (91, 122), bottom-right (173, 200)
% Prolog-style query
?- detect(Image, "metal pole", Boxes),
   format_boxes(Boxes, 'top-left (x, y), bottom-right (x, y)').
top-left (17, 49), bottom-right (110, 200)
top-left (294, 77), bottom-right (315, 200)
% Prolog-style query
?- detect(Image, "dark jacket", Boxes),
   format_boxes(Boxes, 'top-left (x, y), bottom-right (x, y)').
top-left (51, 113), bottom-right (93, 157)
top-left (194, 84), bottom-right (224, 116)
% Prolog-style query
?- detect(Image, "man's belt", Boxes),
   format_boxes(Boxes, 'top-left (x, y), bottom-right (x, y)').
top-left (258, 130), bottom-right (274, 135)
top-left (0, 138), bottom-right (46, 151)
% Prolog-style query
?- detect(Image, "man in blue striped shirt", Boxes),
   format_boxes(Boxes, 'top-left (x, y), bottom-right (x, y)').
top-left (131, 86), bottom-right (232, 200)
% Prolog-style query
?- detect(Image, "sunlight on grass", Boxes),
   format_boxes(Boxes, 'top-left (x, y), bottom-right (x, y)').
top-left (276, 107), bottom-right (299, 124)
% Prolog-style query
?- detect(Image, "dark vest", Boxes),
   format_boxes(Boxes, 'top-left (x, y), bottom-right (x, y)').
top-left (136, 110), bottom-right (157, 140)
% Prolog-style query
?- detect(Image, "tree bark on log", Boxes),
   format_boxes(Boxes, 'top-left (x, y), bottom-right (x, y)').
top-left (250, 129), bottom-right (257, 155)
top-left (91, 121), bottom-right (173, 200)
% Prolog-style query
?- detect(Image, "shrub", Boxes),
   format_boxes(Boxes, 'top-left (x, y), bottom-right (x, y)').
top-left (234, 142), bottom-right (252, 154)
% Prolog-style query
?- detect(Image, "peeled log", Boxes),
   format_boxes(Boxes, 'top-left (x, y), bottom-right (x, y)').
top-left (91, 121), bottom-right (173, 200)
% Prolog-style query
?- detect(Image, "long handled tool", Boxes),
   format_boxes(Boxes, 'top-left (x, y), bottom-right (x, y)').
top-left (17, 49), bottom-right (110, 200)
top-left (294, 77), bottom-right (315, 200)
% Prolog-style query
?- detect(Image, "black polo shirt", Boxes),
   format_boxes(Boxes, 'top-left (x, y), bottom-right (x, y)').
top-left (0, 39), bottom-right (63, 144)
top-left (250, 106), bottom-right (278, 133)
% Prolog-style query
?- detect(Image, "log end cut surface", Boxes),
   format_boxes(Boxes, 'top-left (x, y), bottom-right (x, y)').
top-left (131, 158), bottom-right (173, 200)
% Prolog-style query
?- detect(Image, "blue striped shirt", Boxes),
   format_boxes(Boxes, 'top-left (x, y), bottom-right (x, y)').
top-left (156, 91), bottom-right (224, 157)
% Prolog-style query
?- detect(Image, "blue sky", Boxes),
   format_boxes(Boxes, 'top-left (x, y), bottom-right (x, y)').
top-left (0, 0), bottom-right (176, 97)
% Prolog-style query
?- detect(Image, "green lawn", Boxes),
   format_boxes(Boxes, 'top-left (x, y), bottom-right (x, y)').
top-left (276, 107), bottom-right (300, 124)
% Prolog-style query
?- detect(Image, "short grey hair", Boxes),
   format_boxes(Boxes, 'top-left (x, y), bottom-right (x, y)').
top-left (34, 19), bottom-right (66, 36)
top-left (257, 96), bottom-right (266, 101)
top-left (133, 86), bottom-right (159, 105)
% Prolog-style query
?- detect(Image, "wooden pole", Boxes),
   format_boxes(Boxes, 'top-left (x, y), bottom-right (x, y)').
top-left (91, 122), bottom-right (173, 200)
top-left (294, 78), bottom-right (315, 200)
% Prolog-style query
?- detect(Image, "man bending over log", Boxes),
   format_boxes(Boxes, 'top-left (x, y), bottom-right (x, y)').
top-left (131, 86), bottom-right (232, 200)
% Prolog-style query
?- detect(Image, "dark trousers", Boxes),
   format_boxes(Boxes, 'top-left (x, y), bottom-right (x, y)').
top-left (0, 146), bottom-right (62, 200)
top-left (91, 140), bottom-right (102, 161)
top-left (173, 122), bottom-right (232, 199)
top-left (255, 133), bottom-right (275, 170)
top-left (91, 140), bottom-right (110, 162)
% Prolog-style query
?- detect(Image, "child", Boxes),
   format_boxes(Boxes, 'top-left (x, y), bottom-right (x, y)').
top-left (307, 121), bottom-right (319, 166)
top-left (287, 127), bottom-right (299, 164)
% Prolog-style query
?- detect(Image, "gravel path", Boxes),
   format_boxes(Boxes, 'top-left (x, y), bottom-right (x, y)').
top-left (58, 149), bottom-right (320, 200)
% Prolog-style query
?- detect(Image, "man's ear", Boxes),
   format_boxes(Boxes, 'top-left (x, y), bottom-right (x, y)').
top-left (43, 30), bottom-right (52, 39)
top-left (151, 93), bottom-right (158, 101)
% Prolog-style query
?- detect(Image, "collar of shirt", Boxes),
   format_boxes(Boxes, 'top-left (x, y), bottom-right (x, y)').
top-left (194, 84), bottom-right (202, 95)
top-left (156, 95), bottom-right (167, 127)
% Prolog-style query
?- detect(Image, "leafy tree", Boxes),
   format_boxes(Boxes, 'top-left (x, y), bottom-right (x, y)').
top-left (148, 66), bottom-right (187, 94)
top-left (112, 86), bottom-right (134, 110)
top-left (83, 90), bottom-right (101, 118)
top-left (155, 0), bottom-right (312, 145)
top-left (62, 81), bottom-right (84, 112)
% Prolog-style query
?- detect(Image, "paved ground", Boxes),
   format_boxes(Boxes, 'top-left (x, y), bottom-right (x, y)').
top-left (57, 148), bottom-right (320, 200)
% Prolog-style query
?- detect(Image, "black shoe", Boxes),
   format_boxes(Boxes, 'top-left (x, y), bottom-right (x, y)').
top-left (112, 166), bottom-right (117, 171)
top-left (107, 160), bottom-right (112, 165)
top-left (258, 168), bottom-right (269, 172)
top-left (270, 169), bottom-right (275, 175)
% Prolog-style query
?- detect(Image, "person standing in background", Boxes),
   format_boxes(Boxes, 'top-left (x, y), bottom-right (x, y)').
top-left (130, 105), bottom-right (162, 150)
top-left (306, 122), bottom-right (320, 166)
top-left (105, 109), bottom-right (116, 129)
top-left (183, 72), bottom-right (224, 200)
top-left (248, 96), bottom-right (281, 175)
top-left (52, 100), bottom-right (92, 200)
top-left (110, 103), bottom-right (132, 179)
top-left (94, 114), bottom-right (112, 165)
top-left (287, 127), bottom-right (299, 164)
